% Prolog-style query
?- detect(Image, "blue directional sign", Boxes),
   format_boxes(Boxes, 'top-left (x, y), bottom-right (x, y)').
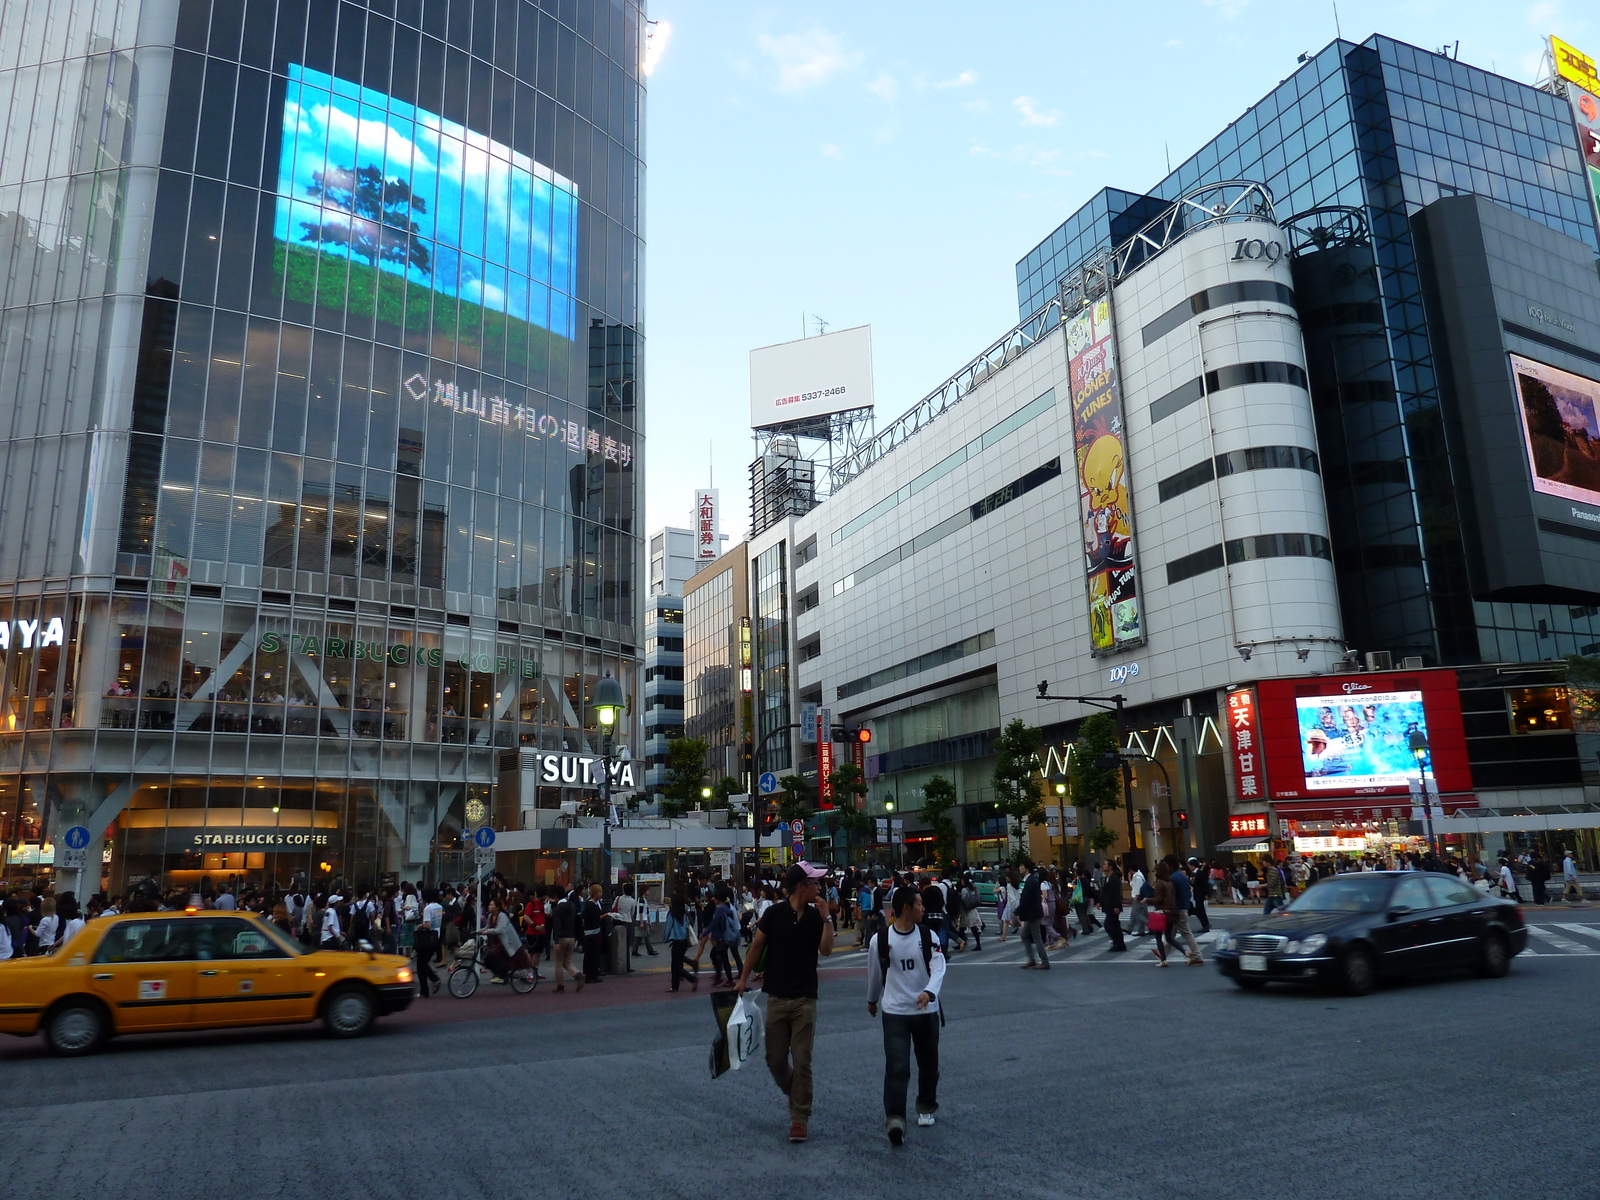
top-left (758, 772), bottom-right (779, 795)
top-left (473, 826), bottom-right (496, 849)
top-left (63, 826), bottom-right (91, 850)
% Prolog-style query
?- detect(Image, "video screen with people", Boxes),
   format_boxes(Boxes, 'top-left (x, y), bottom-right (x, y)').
top-left (1295, 689), bottom-right (1428, 791)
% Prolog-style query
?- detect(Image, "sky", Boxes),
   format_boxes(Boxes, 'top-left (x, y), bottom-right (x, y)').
top-left (641, 1), bottom-right (1594, 543)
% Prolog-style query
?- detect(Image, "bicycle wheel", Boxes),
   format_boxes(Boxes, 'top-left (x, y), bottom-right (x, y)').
top-left (447, 965), bottom-right (478, 998)
top-left (510, 967), bottom-right (538, 994)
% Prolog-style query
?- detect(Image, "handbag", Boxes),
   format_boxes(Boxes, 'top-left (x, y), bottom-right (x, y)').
top-left (1147, 911), bottom-right (1168, 933)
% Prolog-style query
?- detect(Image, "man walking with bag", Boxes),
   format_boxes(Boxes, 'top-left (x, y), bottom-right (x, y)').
top-left (1014, 859), bottom-right (1049, 970)
top-left (867, 886), bottom-right (946, 1145)
top-left (734, 861), bottom-right (834, 1144)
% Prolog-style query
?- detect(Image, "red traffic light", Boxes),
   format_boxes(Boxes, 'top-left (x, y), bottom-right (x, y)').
top-left (856, 728), bottom-right (872, 744)
top-left (1175, 809), bottom-right (1189, 828)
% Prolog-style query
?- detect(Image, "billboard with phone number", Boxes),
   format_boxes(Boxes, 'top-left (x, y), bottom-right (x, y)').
top-left (1254, 671), bottom-right (1471, 801)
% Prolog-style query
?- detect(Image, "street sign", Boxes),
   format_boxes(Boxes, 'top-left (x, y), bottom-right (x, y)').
top-left (473, 826), bottom-right (496, 849)
top-left (759, 772), bottom-right (779, 795)
top-left (474, 844), bottom-right (495, 866)
top-left (63, 826), bottom-right (90, 850)
top-left (709, 850), bottom-right (731, 869)
top-left (789, 818), bottom-right (804, 834)
top-left (791, 838), bottom-right (805, 856)
top-left (59, 848), bottom-right (87, 871)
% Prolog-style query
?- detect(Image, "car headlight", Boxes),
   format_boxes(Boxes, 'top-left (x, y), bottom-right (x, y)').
top-left (1284, 940), bottom-right (1301, 954)
top-left (396, 968), bottom-right (414, 984)
top-left (1299, 934), bottom-right (1327, 954)
top-left (1215, 932), bottom-right (1235, 951)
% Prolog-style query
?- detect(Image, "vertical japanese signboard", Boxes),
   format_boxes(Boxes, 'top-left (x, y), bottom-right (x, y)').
top-left (694, 489), bottom-right (720, 563)
top-left (1551, 36), bottom-right (1600, 234)
top-left (1066, 297), bottom-right (1143, 655)
top-left (1226, 688), bottom-right (1266, 803)
top-left (816, 706), bottom-right (834, 808)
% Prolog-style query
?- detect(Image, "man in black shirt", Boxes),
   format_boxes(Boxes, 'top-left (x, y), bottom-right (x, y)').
top-left (735, 861), bottom-right (834, 1144)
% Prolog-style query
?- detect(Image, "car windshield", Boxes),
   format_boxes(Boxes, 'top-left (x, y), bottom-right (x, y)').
top-left (1285, 875), bottom-right (1392, 913)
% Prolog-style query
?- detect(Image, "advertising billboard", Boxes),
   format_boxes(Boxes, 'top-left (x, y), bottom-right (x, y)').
top-left (749, 325), bottom-right (874, 429)
top-left (1512, 354), bottom-right (1600, 507)
top-left (1066, 298), bottom-right (1143, 655)
top-left (1254, 671), bottom-right (1471, 803)
top-left (693, 489), bottom-right (720, 563)
top-left (1551, 36), bottom-right (1600, 233)
top-left (1225, 688), bottom-right (1266, 802)
top-left (275, 63), bottom-right (578, 348)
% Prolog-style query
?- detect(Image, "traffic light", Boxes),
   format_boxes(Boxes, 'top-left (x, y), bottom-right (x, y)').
top-left (1175, 809), bottom-right (1189, 829)
top-left (849, 727), bottom-right (871, 744)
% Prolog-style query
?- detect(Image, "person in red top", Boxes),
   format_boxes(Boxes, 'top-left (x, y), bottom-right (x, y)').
top-left (524, 886), bottom-right (550, 964)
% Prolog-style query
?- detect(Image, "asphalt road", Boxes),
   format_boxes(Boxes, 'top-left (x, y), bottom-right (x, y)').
top-left (4, 910), bottom-right (1599, 1200)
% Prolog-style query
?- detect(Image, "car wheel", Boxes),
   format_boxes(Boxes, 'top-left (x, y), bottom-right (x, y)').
top-left (45, 999), bottom-right (108, 1056)
top-left (1477, 930), bottom-right (1511, 978)
top-left (1339, 947), bottom-right (1376, 996)
top-left (1232, 976), bottom-right (1267, 990)
top-left (322, 985), bottom-right (377, 1038)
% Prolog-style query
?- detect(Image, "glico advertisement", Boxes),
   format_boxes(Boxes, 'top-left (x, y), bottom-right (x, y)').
top-left (1253, 671), bottom-right (1472, 801)
top-left (1066, 297), bottom-right (1143, 655)
top-left (1551, 35), bottom-right (1600, 228)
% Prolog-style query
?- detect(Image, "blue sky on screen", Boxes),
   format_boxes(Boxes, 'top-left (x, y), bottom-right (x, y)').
top-left (275, 63), bottom-right (578, 338)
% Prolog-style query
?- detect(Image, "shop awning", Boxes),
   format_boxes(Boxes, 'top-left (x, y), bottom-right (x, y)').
top-left (1215, 837), bottom-right (1272, 852)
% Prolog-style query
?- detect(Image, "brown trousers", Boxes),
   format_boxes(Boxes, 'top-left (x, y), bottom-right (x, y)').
top-left (764, 995), bottom-right (818, 1123)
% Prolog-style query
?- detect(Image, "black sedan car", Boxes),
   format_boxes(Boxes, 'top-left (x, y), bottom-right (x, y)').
top-left (1212, 870), bottom-right (1526, 995)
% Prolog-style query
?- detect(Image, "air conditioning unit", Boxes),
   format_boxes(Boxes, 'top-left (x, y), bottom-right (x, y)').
top-left (1400, 656), bottom-right (1424, 670)
top-left (1365, 651), bottom-right (1393, 671)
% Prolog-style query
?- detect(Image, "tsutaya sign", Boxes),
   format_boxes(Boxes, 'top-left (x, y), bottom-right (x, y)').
top-left (526, 750), bottom-right (635, 790)
top-left (0, 618), bottom-right (65, 651)
top-left (257, 632), bottom-right (539, 679)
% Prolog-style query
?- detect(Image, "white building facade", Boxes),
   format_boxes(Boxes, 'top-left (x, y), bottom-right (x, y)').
top-left (750, 190), bottom-right (1346, 864)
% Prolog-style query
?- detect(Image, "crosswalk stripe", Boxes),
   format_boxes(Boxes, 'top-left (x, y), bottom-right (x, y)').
top-left (1526, 926), bottom-right (1596, 954)
top-left (1552, 923), bottom-right (1600, 945)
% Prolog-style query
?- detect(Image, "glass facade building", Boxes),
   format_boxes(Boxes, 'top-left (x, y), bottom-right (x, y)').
top-left (1017, 34), bottom-right (1600, 667)
top-left (0, 0), bottom-right (644, 894)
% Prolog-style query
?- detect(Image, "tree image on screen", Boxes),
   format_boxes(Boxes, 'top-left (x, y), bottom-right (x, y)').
top-left (298, 165), bottom-right (432, 276)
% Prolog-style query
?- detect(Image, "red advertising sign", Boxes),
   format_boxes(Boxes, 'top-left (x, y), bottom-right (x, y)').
top-left (1228, 812), bottom-right (1270, 839)
top-left (817, 708), bottom-right (834, 809)
top-left (1226, 688), bottom-right (1266, 803)
top-left (1255, 670), bottom-right (1471, 803)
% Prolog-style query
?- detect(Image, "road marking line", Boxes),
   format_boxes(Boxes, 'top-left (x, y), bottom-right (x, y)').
top-left (1552, 922), bottom-right (1600, 945)
top-left (1525, 926), bottom-right (1596, 955)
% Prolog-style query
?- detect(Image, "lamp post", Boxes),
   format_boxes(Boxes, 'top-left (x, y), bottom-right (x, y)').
top-left (1407, 729), bottom-right (1436, 859)
top-left (593, 672), bottom-right (626, 895)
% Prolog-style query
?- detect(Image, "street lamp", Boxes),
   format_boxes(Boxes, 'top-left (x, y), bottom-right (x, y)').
top-left (593, 672), bottom-right (626, 893)
top-left (1408, 729), bottom-right (1436, 858)
top-left (701, 786), bottom-right (713, 803)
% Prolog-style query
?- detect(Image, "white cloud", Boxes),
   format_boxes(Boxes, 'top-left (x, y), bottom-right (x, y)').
top-left (820, 143), bottom-right (844, 159)
top-left (969, 142), bottom-right (1001, 158)
top-left (1012, 95), bottom-right (1060, 127)
top-left (937, 70), bottom-right (978, 88)
top-left (756, 29), bottom-right (859, 92)
top-left (1203, 0), bottom-right (1253, 16)
top-left (867, 71), bottom-right (898, 102)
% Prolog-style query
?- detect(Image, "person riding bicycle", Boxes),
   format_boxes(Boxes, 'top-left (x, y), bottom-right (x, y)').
top-left (481, 900), bottom-right (533, 982)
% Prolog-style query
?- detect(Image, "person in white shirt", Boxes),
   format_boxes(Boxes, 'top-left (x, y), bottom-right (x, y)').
top-left (866, 886), bottom-right (947, 1146)
top-left (1498, 861), bottom-right (1521, 902)
top-left (1563, 850), bottom-right (1583, 902)
top-left (0, 921), bottom-right (11, 960)
top-left (33, 897), bottom-right (59, 955)
top-left (611, 885), bottom-right (638, 968)
top-left (1127, 864), bottom-right (1150, 937)
top-left (321, 898), bottom-right (343, 949)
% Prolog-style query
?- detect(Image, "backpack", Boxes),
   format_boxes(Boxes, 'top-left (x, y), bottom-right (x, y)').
top-left (876, 921), bottom-right (936, 978)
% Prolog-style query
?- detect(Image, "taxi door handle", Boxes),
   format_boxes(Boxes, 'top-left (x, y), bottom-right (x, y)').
top-left (1427, 917), bottom-right (1444, 923)
top-left (199, 969), bottom-right (219, 976)
top-left (93, 973), bottom-right (112, 980)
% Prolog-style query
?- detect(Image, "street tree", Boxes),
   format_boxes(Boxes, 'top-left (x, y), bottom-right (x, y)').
top-left (1070, 711), bottom-right (1123, 855)
top-left (920, 774), bottom-right (959, 868)
top-left (659, 736), bottom-right (708, 817)
top-left (776, 773), bottom-right (814, 825)
top-left (826, 764), bottom-right (873, 845)
top-left (992, 717), bottom-right (1044, 861)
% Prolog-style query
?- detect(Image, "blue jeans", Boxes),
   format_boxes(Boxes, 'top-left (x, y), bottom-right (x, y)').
top-left (1263, 895), bottom-right (1286, 915)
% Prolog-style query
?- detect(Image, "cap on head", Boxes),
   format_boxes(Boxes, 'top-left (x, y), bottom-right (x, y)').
top-left (783, 861), bottom-right (826, 891)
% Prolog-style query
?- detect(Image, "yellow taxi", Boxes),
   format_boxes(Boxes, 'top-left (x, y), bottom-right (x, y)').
top-left (0, 910), bottom-right (415, 1055)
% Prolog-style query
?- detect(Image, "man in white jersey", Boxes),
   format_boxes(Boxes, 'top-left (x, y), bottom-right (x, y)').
top-left (866, 886), bottom-right (947, 1146)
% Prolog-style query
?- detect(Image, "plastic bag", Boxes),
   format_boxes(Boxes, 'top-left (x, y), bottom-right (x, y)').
top-left (722, 993), bottom-right (763, 1075)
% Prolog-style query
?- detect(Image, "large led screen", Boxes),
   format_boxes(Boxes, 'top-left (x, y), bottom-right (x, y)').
top-left (1512, 353), bottom-right (1600, 507)
top-left (1296, 689), bottom-right (1427, 792)
top-left (274, 64), bottom-right (577, 344)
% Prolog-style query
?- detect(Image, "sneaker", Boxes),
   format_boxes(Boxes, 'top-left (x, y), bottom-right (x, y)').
top-left (886, 1118), bottom-right (905, 1146)
top-left (789, 1121), bottom-right (808, 1143)
top-left (916, 1113), bottom-right (936, 1128)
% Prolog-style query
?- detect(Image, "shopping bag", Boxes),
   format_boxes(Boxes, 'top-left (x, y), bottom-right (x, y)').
top-left (725, 992), bottom-right (763, 1071)
top-left (709, 990), bottom-right (737, 1079)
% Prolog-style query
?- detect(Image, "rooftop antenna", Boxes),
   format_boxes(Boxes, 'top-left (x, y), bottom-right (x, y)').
top-left (1332, 0), bottom-right (1341, 40)
top-left (812, 315), bottom-right (829, 336)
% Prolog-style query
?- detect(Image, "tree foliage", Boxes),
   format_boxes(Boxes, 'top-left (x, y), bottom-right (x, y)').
top-left (299, 164), bottom-right (432, 274)
top-left (826, 764), bottom-right (874, 840)
top-left (1070, 712), bottom-right (1124, 856)
top-left (920, 774), bottom-right (960, 868)
top-left (992, 719), bottom-right (1044, 849)
top-left (659, 737), bottom-right (708, 817)
top-left (708, 776), bottom-right (743, 810)
top-left (776, 773), bottom-right (814, 825)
